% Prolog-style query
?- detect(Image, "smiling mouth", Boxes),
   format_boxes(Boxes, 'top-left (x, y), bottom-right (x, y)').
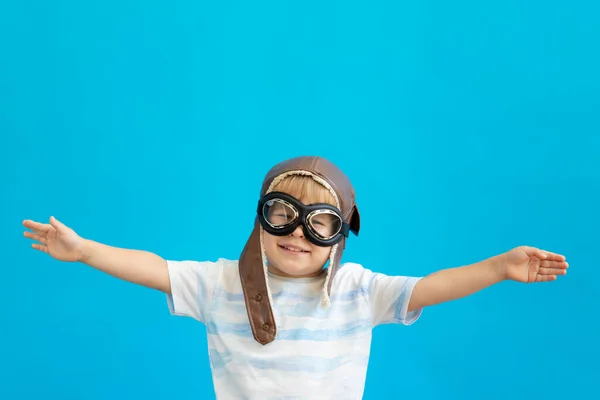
top-left (279, 245), bottom-right (310, 253)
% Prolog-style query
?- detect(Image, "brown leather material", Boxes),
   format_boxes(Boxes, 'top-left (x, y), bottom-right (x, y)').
top-left (239, 156), bottom-right (360, 345)
top-left (239, 218), bottom-right (276, 344)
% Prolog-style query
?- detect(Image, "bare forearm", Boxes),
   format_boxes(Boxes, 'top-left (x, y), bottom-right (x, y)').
top-left (80, 239), bottom-right (171, 293)
top-left (408, 255), bottom-right (505, 311)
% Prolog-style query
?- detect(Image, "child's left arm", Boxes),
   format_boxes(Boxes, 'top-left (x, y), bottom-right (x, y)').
top-left (407, 246), bottom-right (568, 312)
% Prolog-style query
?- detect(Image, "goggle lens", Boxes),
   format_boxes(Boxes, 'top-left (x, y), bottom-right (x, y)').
top-left (263, 199), bottom-right (298, 227)
top-left (307, 210), bottom-right (342, 239)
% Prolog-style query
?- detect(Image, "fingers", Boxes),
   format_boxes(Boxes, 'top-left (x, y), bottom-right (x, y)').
top-left (23, 219), bottom-right (51, 234)
top-left (31, 243), bottom-right (48, 253)
top-left (23, 231), bottom-right (47, 245)
top-left (522, 246), bottom-right (567, 262)
top-left (539, 267), bottom-right (567, 276)
top-left (540, 260), bottom-right (569, 269)
top-left (535, 274), bottom-right (557, 283)
top-left (539, 250), bottom-right (566, 262)
top-left (535, 263), bottom-right (568, 282)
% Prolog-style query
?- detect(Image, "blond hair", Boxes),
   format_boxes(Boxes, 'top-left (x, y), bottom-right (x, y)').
top-left (271, 174), bottom-right (336, 206)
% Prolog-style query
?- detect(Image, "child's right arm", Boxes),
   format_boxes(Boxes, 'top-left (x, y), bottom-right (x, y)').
top-left (23, 216), bottom-right (171, 294)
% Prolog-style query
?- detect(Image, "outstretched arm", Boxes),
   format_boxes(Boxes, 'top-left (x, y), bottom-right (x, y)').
top-left (407, 246), bottom-right (568, 312)
top-left (23, 217), bottom-right (171, 293)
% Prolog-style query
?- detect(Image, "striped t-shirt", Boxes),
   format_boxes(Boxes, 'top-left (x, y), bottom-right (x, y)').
top-left (166, 258), bottom-right (422, 399)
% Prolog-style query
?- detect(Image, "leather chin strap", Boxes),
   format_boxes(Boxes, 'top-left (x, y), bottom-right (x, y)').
top-left (238, 219), bottom-right (277, 345)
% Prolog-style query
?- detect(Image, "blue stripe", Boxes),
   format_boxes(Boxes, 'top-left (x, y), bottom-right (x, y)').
top-left (213, 286), bottom-right (370, 303)
top-left (213, 300), bottom-right (369, 319)
top-left (206, 318), bottom-right (372, 341)
top-left (394, 277), bottom-right (419, 323)
top-left (196, 272), bottom-right (207, 321)
top-left (276, 321), bottom-right (372, 341)
top-left (330, 286), bottom-right (369, 302)
top-left (209, 349), bottom-right (370, 373)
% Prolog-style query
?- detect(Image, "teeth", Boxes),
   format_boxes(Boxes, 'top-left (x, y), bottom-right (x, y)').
top-left (284, 246), bottom-right (304, 252)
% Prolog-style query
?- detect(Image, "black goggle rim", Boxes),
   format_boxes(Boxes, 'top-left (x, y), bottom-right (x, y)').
top-left (257, 191), bottom-right (350, 247)
top-left (263, 202), bottom-right (342, 240)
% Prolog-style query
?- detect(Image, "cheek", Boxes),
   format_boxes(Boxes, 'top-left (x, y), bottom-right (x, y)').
top-left (311, 246), bottom-right (331, 262)
top-left (263, 234), bottom-right (277, 255)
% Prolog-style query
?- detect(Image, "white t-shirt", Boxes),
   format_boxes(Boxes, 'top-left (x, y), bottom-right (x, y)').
top-left (166, 258), bottom-right (422, 400)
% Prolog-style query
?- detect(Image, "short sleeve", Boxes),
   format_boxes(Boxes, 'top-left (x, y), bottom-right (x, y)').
top-left (358, 266), bottom-right (423, 326)
top-left (165, 259), bottom-right (222, 324)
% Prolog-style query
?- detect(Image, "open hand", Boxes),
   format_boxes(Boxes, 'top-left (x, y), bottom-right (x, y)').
top-left (502, 246), bottom-right (568, 283)
top-left (23, 217), bottom-right (85, 262)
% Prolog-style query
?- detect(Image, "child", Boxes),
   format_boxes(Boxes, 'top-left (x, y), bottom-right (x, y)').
top-left (23, 156), bottom-right (568, 399)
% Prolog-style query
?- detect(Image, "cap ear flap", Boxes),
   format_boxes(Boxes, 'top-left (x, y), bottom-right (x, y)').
top-left (349, 205), bottom-right (360, 235)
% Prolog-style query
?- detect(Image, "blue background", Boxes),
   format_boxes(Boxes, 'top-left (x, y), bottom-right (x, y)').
top-left (1, 1), bottom-right (598, 399)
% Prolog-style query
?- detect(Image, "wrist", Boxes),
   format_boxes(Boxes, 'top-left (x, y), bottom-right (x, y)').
top-left (79, 239), bottom-right (94, 264)
top-left (491, 253), bottom-right (509, 281)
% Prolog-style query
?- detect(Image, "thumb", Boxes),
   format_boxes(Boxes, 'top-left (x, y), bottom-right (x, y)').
top-left (49, 216), bottom-right (66, 230)
top-left (520, 246), bottom-right (548, 260)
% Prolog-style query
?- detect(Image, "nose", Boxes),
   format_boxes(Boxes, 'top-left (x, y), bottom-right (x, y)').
top-left (290, 225), bottom-right (305, 238)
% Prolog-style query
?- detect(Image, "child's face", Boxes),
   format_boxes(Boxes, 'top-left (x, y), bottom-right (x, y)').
top-left (261, 176), bottom-right (338, 278)
top-left (263, 225), bottom-right (332, 278)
